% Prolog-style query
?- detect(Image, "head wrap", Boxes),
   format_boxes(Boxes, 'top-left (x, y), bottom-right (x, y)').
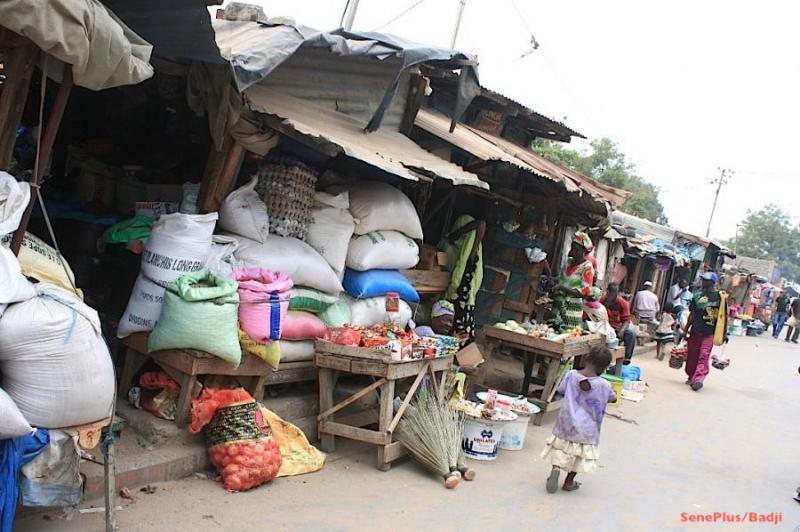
top-left (432, 300), bottom-right (455, 318)
top-left (586, 286), bottom-right (602, 300)
top-left (573, 231), bottom-right (593, 252)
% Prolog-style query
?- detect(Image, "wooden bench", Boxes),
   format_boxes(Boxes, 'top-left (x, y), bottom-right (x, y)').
top-left (119, 333), bottom-right (317, 427)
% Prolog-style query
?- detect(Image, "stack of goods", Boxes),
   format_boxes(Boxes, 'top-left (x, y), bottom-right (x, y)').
top-left (323, 324), bottom-right (458, 362)
top-left (669, 344), bottom-right (688, 369)
top-left (235, 268), bottom-right (292, 369)
top-left (305, 191), bottom-right (355, 280)
top-left (118, 212), bottom-right (218, 337)
top-left (338, 182), bottom-right (422, 326)
top-left (254, 155), bottom-right (318, 241)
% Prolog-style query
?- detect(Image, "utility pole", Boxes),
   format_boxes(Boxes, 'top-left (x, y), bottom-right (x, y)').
top-left (450, 0), bottom-right (467, 48)
top-left (342, 0), bottom-right (361, 31)
top-left (705, 167), bottom-right (733, 238)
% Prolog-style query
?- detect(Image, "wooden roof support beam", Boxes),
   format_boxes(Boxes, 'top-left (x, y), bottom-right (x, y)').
top-left (199, 134), bottom-right (245, 213)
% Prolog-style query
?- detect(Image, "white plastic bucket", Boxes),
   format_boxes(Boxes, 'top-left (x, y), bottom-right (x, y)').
top-left (462, 417), bottom-right (505, 461)
top-left (499, 412), bottom-right (531, 451)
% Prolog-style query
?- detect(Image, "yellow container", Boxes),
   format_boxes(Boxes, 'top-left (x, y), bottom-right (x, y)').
top-left (601, 374), bottom-right (624, 407)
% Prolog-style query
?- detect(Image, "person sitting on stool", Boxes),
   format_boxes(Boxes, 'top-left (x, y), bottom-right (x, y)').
top-left (601, 283), bottom-right (636, 364)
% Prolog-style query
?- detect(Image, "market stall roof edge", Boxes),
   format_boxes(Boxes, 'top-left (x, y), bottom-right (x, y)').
top-left (244, 86), bottom-right (489, 189)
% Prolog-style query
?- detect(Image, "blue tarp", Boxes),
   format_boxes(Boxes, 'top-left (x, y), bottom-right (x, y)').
top-left (1, 430), bottom-right (49, 532)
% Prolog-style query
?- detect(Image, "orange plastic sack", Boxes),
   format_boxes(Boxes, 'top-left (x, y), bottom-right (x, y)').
top-left (189, 388), bottom-right (253, 434)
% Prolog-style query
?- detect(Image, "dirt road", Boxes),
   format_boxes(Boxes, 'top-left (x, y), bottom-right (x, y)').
top-left (15, 335), bottom-right (800, 531)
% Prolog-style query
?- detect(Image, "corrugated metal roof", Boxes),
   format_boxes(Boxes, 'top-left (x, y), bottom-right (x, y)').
top-left (244, 86), bottom-right (489, 189)
top-left (479, 85), bottom-right (586, 140)
top-left (415, 108), bottom-right (633, 212)
top-left (612, 211), bottom-right (675, 243)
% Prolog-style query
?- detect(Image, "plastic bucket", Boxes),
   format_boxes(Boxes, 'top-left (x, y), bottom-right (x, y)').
top-left (462, 417), bottom-right (505, 461)
top-left (499, 413), bottom-right (531, 451)
top-left (601, 374), bottom-right (624, 407)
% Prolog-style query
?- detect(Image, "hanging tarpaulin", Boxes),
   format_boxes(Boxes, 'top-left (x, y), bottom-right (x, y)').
top-left (0, 0), bottom-right (153, 90)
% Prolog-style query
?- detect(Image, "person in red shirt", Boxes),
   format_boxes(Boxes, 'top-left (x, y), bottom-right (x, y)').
top-left (600, 283), bottom-right (636, 364)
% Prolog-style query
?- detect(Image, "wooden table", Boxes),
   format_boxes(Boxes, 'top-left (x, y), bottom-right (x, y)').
top-left (120, 333), bottom-right (316, 427)
top-left (315, 341), bottom-right (454, 471)
top-left (482, 326), bottom-right (606, 425)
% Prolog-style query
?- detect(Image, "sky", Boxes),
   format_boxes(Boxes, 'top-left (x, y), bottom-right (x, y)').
top-left (245, 0), bottom-right (800, 240)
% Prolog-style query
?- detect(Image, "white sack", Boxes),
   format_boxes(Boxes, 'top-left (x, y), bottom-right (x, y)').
top-left (0, 171), bottom-right (30, 235)
top-left (278, 340), bottom-right (316, 363)
top-left (0, 245), bottom-right (36, 310)
top-left (232, 234), bottom-right (343, 294)
top-left (0, 386), bottom-right (33, 439)
top-left (118, 212), bottom-right (217, 337)
top-left (0, 284), bottom-right (115, 428)
top-left (346, 230), bottom-right (419, 271)
top-left (348, 295), bottom-right (412, 328)
top-left (218, 177), bottom-right (270, 243)
top-left (306, 191), bottom-right (354, 277)
top-left (344, 181), bottom-right (423, 239)
top-left (205, 234), bottom-right (240, 278)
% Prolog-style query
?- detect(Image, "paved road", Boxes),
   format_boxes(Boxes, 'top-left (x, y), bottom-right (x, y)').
top-left (16, 335), bottom-right (800, 531)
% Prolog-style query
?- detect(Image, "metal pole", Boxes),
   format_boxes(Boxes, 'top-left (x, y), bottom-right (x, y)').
top-left (342, 0), bottom-right (361, 30)
top-left (450, 0), bottom-right (467, 48)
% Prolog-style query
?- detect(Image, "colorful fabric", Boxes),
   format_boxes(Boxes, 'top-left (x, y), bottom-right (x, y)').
top-left (686, 333), bottom-right (714, 384)
top-left (432, 300), bottom-right (455, 318)
top-left (560, 258), bottom-right (594, 298)
top-left (562, 296), bottom-right (584, 328)
top-left (552, 370), bottom-right (615, 446)
top-left (452, 256), bottom-right (478, 344)
top-left (600, 295), bottom-right (631, 330)
top-left (540, 434), bottom-right (599, 474)
top-left (443, 215), bottom-right (483, 306)
top-left (573, 231), bottom-right (593, 251)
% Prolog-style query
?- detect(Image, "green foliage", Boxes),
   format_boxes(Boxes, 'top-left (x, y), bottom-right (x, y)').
top-left (532, 137), bottom-right (668, 224)
top-left (723, 204), bottom-right (800, 281)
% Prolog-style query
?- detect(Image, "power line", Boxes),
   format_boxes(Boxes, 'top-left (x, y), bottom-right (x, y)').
top-left (705, 167), bottom-right (733, 238)
top-left (372, 0), bottom-right (427, 31)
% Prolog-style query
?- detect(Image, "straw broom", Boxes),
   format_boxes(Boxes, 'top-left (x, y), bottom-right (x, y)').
top-left (395, 389), bottom-right (474, 488)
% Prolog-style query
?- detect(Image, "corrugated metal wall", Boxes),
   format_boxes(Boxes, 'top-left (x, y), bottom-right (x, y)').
top-left (259, 47), bottom-right (410, 131)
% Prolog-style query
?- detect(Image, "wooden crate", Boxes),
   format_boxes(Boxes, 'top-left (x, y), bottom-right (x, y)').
top-left (483, 326), bottom-right (604, 356)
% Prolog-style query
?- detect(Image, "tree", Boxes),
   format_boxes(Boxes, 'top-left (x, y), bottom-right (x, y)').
top-left (724, 204), bottom-right (800, 281)
top-left (533, 137), bottom-right (668, 224)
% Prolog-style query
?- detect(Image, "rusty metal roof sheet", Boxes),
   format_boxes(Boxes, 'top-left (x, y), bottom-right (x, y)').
top-left (415, 108), bottom-right (632, 209)
top-left (244, 86), bottom-right (489, 189)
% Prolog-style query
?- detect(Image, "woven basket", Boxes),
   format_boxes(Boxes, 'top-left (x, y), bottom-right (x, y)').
top-left (255, 155), bottom-right (318, 240)
top-left (205, 400), bottom-right (272, 447)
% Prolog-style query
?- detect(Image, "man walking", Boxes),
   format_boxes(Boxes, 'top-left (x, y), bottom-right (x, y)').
top-left (773, 291), bottom-right (790, 338)
top-left (601, 283), bottom-right (637, 364)
top-left (785, 297), bottom-right (800, 344)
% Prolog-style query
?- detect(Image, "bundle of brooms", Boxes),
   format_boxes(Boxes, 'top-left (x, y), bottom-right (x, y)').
top-left (395, 390), bottom-right (475, 489)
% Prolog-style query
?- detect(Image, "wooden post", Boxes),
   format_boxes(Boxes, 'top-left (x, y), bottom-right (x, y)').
top-left (199, 135), bottom-right (245, 213)
top-left (0, 39), bottom-right (37, 170)
top-left (9, 64), bottom-right (73, 255)
top-left (399, 74), bottom-right (428, 137)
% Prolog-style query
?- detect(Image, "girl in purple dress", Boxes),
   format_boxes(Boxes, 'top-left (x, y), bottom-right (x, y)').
top-left (541, 346), bottom-right (617, 493)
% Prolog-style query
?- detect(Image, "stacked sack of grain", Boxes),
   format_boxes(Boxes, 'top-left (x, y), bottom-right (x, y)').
top-left (338, 181), bottom-right (421, 327)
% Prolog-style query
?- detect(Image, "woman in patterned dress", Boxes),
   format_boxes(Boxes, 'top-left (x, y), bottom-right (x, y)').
top-left (443, 215), bottom-right (486, 345)
top-left (554, 232), bottom-right (596, 329)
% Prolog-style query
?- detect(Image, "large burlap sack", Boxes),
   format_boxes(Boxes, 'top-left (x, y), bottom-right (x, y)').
top-left (148, 269), bottom-right (241, 365)
top-left (1, 232), bottom-right (82, 298)
top-left (346, 230), bottom-right (419, 271)
top-left (0, 171), bottom-right (30, 235)
top-left (0, 387), bottom-right (33, 439)
top-left (0, 284), bottom-right (115, 428)
top-left (305, 191), bottom-right (354, 277)
top-left (231, 234), bottom-right (343, 294)
top-left (0, 245), bottom-right (36, 315)
top-left (219, 177), bottom-right (270, 243)
top-left (343, 182), bottom-right (423, 239)
top-left (348, 295), bottom-right (412, 328)
top-left (118, 212), bottom-right (217, 337)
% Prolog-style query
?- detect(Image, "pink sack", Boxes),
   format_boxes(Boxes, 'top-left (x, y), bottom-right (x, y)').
top-left (233, 268), bottom-right (293, 342)
top-left (281, 311), bottom-right (327, 340)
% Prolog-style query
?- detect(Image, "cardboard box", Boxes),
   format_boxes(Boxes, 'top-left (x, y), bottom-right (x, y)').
top-left (482, 265), bottom-right (511, 294)
top-left (455, 342), bottom-right (484, 368)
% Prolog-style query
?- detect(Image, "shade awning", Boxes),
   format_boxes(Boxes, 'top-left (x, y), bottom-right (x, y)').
top-left (244, 86), bottom-right (489, 189)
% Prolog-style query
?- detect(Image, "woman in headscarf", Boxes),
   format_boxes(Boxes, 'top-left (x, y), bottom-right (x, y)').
top-left (443, 215), bottom-right (486, 345)
top-left (554, 232), bottom-right (596, 329)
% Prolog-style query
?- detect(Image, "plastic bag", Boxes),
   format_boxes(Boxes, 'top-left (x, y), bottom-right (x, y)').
top-left (343, 269), bottom-right (419, 303)
top-left (238, 328), bottom-right (282, 370)
top-left (219, 177), bottom-right (270, 243)
top-left (148, 269), bottom-right (241, 365)
top-left (281, 311), bottom-right (327, 340)
top-left (190, 389), bottom-right (282, 492)
top-left (102, 215), bottom-right (154, 245)
top-left (139, 372), bottom-right (181, 420)
top-left (318, 298), bottom-right (352, 327)
top-left (0, 171), bottom-right (30, 235)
